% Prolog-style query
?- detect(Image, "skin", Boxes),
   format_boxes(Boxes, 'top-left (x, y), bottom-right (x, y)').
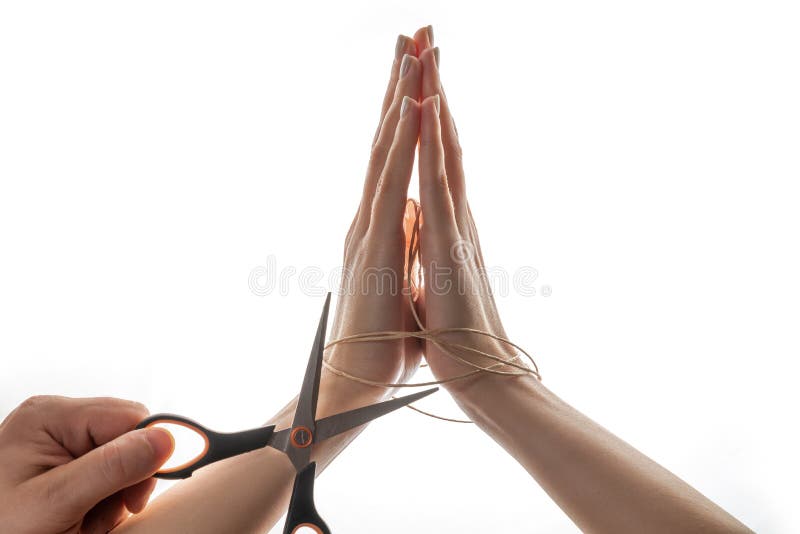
top-left (0, 26), bottom-right (754, 534)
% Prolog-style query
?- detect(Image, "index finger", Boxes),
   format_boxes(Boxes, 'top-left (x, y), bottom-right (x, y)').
top-left (41, 396), bottom-right (150, 458)
top-left (373, 35), bottom-right (416, 145)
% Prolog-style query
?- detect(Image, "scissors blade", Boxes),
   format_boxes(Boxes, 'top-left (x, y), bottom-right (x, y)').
top-left (314, 387), bottom-right (439, 444)
top-left (291, 293), bottom-right (331, 433)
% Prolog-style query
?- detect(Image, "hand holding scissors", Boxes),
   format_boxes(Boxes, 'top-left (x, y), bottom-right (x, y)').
top-left (137, 294), bottom-right (436, 534)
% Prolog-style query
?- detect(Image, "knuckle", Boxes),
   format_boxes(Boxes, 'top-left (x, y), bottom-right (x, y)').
top-left (377, 169), bottom-right (401, 191)
top-left (374, 175), bottom-right (402, 205)
top-left (2, 396), bottom-right (54, 429)
top-left (100, 439), bottom-right (129, 484)
top-left (346, 214), bottom-right (359, 239)
top-left (20, 395), bottom-right (57, 412)
top-left (447, 140), bottom-right (464, 161)
top-left (345, 216), bottom-right (366, 251)
top-left (423, 172), bottom-right (449, 194)
top-left (419, 138), bottom-right (439, 151)
top-left (40, 476), bottom-right (69, 516)
top-left (127, 400), bottom-right (148, 416)
top-left (364, 223), bottom-right (405, 248)
top-left (31, 473), bottom-right (77, 520)
top-left (369, 143), bottom-right (390, 166)
top-left (373, 175), bottom-right (386, 199)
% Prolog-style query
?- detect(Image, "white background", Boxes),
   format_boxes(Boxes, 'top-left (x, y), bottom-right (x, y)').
top-left (1, 1), bottom-right (798, 532)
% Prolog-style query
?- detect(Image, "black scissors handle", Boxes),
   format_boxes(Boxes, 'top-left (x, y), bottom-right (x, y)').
top-left (284, 462), bottom-right (330, 534)
top-left (136, 413), bottom-right (276, 480)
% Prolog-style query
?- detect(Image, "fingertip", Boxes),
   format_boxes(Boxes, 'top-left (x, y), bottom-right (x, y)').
top-left (398, 53), bottom-right (421, 83)
top-left (419, 44), bottom-right (439, 66)
top-left (145, 427), bottom-right (174, 462)
top-left (400, 95), bottom-right (420, 121)
top-left (421, 94), bottom-right (441, 121)
top-left (400, 95), bottom-right (412, 118)
top-left (396, 34), bottom-right (415, 59)
top-left (123, 477), bottom-right (157, 514)
top-left (413, 25), bottom-right (433, 53)
top-left (128, 400), bottom-right (150, 418)
top-left (406, 197), bottom-right (420, 215)
top-left (404, 198), bottom-right (421, 239)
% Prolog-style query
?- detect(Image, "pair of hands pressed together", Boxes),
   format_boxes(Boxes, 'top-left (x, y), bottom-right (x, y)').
top-left (0, 26), bottom-right (752, 534)
top-left (328, 25), bottom-right (512, 402)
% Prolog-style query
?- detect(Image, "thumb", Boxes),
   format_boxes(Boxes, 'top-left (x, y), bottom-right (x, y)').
top-left (46, 427), bottom-right (174, 515)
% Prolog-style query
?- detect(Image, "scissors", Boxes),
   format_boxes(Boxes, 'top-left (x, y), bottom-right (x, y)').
top-left (136, 293), bottom-right (437, 534)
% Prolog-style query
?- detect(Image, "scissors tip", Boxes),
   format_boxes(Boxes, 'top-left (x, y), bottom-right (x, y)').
top-left (415, 387), bottom-right (439, 400)
top-left (317, 293), bottom-right (332, 339)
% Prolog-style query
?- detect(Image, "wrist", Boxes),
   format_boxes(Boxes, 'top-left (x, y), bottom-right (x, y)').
top-left (318, 372), bottom-right (392, 416)
top-left (318, 342), bottom-right (410, 411)
top-left (450, 371), bottom-right (546, 423)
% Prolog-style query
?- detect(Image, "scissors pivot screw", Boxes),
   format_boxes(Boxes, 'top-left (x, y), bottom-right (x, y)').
top-left (290, 426), bottom-right (313, 448)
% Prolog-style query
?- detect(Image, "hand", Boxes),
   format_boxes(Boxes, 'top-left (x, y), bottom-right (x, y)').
top-left (0, 396), bottom-right (173, 534)
top-left (411, 29), bottom-right (521, 395)
top-left (324, 33), bottom-right (425, 398)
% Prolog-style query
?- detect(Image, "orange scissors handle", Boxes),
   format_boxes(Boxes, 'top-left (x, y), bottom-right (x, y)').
top-left (136, 413), bottom-right (276, 480)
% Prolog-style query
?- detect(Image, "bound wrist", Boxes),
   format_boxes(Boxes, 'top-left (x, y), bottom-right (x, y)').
top-left (450, 371), bottom-right (544, 422)
top-left (318, 372), bottom-right (392, 416)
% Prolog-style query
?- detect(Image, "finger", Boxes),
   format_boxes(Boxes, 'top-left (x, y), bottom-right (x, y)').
top-left (369, 96), bottom-right (421, 237)
top-left (358, 54), bottom-right (422, 229)
top-left (32, 396), bottom-right (149, 458)
top-left (413, 25), bottom-right (434, 54)
top-left (403, 198), bottom-right (421, 274)
top-left (373, 35), bottom-right (416, 146)
top-left (420, 46), bottom-right (466, 210)
top-left (403, 198), bottom-right (423, 304)
top-left (418, 94), bottom-right (459, 247)
top-left (81, 492), bottom-right (127, 534)
top-left (42, 427), bottom-right (173, 516)
top-left (371, 53), bottom-right (421, 173)
top-left (122, 476), bottom-right (157, 514)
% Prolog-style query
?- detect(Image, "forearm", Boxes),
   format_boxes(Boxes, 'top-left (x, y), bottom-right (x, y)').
top-left (453, 374), bottom-right (752, 534)
top-left (116, 374), bottom-right (388, 534)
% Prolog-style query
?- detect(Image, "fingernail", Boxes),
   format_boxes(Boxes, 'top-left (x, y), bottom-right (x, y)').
top-left (433, 46), bottom-right (440, 68)
top-left (401, 96), bottom-right (413, 117)
top-left (400, 54), bottom-right (413, 78)
top-left (432, 94), bottom-right (440, 116)
top-left (145, 427), bottom-right (175, 458)
top-left (427, 25), bottom-right (434, 46)
top-left (395, 35), bottom-right (407, 58)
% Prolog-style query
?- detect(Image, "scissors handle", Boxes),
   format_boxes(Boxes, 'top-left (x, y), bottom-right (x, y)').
top-left (284, 462), bottom-right (330, 534)
top-left (136, 413), bottom-right (276, 480)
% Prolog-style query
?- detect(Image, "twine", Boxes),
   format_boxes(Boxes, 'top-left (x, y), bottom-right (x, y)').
top-left (324, 201), bottom-right (541, 423)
